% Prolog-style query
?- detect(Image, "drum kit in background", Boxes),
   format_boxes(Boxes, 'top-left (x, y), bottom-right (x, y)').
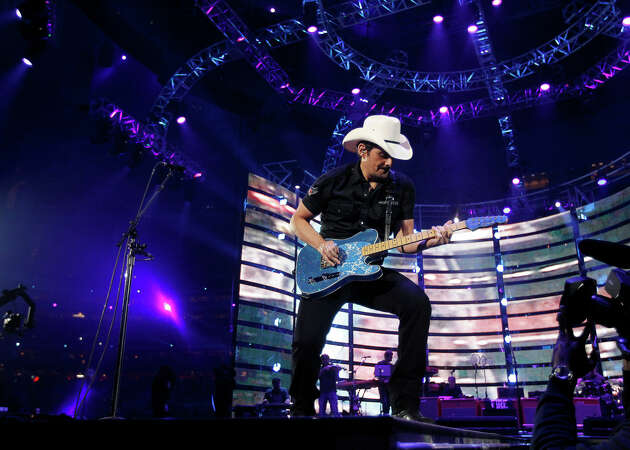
top-left (577, 377), bottom-right (625, 418)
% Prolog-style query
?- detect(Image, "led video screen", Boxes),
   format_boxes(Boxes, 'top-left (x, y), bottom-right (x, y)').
top-left (234, 174), bottom-right (630, 413)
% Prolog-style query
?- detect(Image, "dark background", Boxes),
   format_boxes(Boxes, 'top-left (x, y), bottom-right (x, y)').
top-left (0, 0), bottom-right (628, 417)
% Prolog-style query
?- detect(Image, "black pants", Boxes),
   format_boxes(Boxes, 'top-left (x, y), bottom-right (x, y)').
top-left (289, 268), bottom-right (431, 414)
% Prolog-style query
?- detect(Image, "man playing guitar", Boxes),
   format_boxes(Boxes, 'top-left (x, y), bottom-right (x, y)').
top-left (289, 115), bottom-right (453, 421)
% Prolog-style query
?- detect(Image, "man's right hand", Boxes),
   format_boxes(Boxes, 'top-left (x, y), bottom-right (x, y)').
top-left (318, 240), bottom-right (341, 267)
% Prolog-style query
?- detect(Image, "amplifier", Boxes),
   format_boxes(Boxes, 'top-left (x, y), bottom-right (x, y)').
top-left (519, 397), bottom-right (538, 427)
top-left (439, 398), bottom-right (479, 417)
top-left (419, 397), bottom-right (439, 419)
top-left (574, 397), bottom-right (601, 425)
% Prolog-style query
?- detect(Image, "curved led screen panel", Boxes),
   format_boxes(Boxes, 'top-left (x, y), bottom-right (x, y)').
top-left (234, 174), bottom-right (630, 411)
top-left (243, 227), bottom-right (295, 257)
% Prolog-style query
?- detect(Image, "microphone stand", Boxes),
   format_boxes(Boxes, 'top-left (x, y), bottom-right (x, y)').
top-left (102, 163), bottom-right (176, 419)
top-left (481, 355), bottom-right (489, 400)
top-left (472, 354), bottom-right (479, 399)
top-left (509, 346), bottom-right (524, 431)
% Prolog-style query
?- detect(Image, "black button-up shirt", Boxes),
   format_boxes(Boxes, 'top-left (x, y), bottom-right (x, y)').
top-left (302, 161), bottom-right (415, 241)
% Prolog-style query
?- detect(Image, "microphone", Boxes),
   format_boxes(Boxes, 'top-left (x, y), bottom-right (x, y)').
top-left (578, 239), bottom-right (630, 269)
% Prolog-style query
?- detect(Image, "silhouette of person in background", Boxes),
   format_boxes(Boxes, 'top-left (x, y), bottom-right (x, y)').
top-left (213, 364), bottom-right (236, 418)
top-left (318, 354), bottom-right (341, 416)
top-left (264, 377), bottom-right (290, 404)
top-left (152, 365), bottom-right (176, 418)
top-left (374, 350), bottom-right (394, 414)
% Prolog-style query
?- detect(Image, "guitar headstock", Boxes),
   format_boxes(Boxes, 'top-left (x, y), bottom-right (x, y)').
top-left (464, 215), bottom-right (508, 231)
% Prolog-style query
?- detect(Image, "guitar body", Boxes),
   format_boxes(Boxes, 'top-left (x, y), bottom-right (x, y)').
top-left (296, 229), bottom-right (383, 299)
top-left (294, 215), bottom-right (507, 299)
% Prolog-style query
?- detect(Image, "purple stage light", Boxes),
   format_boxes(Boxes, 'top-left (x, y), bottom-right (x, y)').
top-left (492, 0), bottom-right (502, 6)
top-left (22, 58), bottom-right (33, 67)
top-left (52, 302), bottom-right (58, 308)
top-left (16, 8), bottom-right (22, 19)
top-left (121, 55), bottom-right (127, 61)
top-left (193, 172), bottom-right (203, 178)
top-left (433, 15), bottom-right (443, 24)
top-left (270, 7), bottom-right (276, 13)
top-left (555, 201), bottom-right (561, 208)
top-left (351, 88), bottom-right (361, 95)
top-left (597, 178), bottom-right (607, 186)
top-left (503, 207), bottom-right (511, 214)
top-left (467, 24), bottom-right (478, 33)
top-left (176, 116), bottom-right (186, 124)
top-left (439, 106), bottom-right (448, 114)
top-left (623, 17), bottom-right (630, 27)
top-left (236, 36), bottom-right (245, 42)
top-left (163, 302), bottom-right (172, 312)
top-left (540, 82), bottom-right (551, 91)
top-left (512, 177), bottom-right (520, 185)
top-left (307, 25), bottom-right (318, 33)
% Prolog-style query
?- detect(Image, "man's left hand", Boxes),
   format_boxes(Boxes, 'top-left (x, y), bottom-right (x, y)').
top-left (425, 220), bottom-right (454, 249)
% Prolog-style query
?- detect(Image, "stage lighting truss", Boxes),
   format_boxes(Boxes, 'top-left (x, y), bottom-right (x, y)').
top-left (197, 0), bottom-right (289, 93)
top-left (286, 39), bottom-right (630, 128)
top-left (462, 0), bottom-right (521, 173)
top-left (313, 0), bottom-right (621, 92)
top-left (149, 0), bottom-right (428, 124)
top-left (90, 99), bottom-right (203, 180)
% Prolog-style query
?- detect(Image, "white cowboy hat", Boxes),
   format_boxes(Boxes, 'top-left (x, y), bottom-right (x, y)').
top-left (342, 115), bottom-right (413, 160)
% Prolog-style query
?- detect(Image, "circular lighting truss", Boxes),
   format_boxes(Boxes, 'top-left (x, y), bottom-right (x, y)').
top-left (312, 1), bottom-right (621, 92)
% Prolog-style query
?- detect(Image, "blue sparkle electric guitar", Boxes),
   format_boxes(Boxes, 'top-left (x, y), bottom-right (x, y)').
top-left (296, 216), bottom-right (508, 299)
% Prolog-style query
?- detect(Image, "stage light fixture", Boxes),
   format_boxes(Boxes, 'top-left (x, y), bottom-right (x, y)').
top-left (439, 106), bottom-right (448, 114)
top-left (433, 15), bottom-right (443, 23)
top-left (22, 57), bottom-right (33, 67)
top-left (504, 335), bottom-right (512, 343)
top-left (278, 233), bottom-right (286, 240)
top-left (273, 363), bottom-right (281, 372)
top-left (503, 207), bottom-right (511, 214)
top-left (500, 298), bottom-right (507, 306)
top-left (193, 172), bottom-right (203, 178)
top-left (303, 0), bottom-right (319, 33)
top-left (597, 178), bottom-right (607, 186)
top-left (16, 8), bottom-right (22, 19)
top-left (508, 373), bottom-right (517, 384)
top-left (512, 177), bottom-right (521, 185)
top-left (496, 264), bottom-right (504, 273)
top-left (623, 17), bottom-right (630, 27)
top-left (467, 24), bottom-right (478, 33)
top-left (270, 7), bottom-right (276, 13)
top-left (540, 82), bottom-right (551, 91)
top-left (176, 116), bottom-right (186, 124)
top-left (555, 201), bottom-right (561, 208)
top-left (279, 197), bottom-right (288, 205)
top-left (294, 185), bottom-right (301, 190)
top-left (492, 0), bottom-right (502, 6)
top-left (163, 303), bottom-right (172, 312)
top-left (121, 55), bottom-right (127, 61)
top-left (351, 88), bottom-right (360, 94)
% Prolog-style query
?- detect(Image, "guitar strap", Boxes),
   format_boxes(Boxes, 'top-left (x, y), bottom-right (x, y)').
top-left (384, 194), bottom-right (394, 241)
top-left (382, 172), bottom-right (399, 241)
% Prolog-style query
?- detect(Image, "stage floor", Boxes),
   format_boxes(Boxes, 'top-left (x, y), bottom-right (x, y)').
top-left (5, 415), bottom-right (532, 449)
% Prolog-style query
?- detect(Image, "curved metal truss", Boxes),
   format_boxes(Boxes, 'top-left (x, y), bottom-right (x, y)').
top-left (286, 40), bottom-right (630, 128)
top-left (90, 99), bottom-right (203, 179)
top-left (149, 0), bottom-right (428, 122)
top-left (313, 0), bottom-right (621, 92)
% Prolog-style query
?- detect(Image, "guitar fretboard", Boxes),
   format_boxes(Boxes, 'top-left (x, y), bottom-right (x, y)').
top-left (361, 221), bottom-right (468, 256)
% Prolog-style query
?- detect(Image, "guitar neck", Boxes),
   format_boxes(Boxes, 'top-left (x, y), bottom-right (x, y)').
top-left (362, 222), bottom-right (468, 256)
